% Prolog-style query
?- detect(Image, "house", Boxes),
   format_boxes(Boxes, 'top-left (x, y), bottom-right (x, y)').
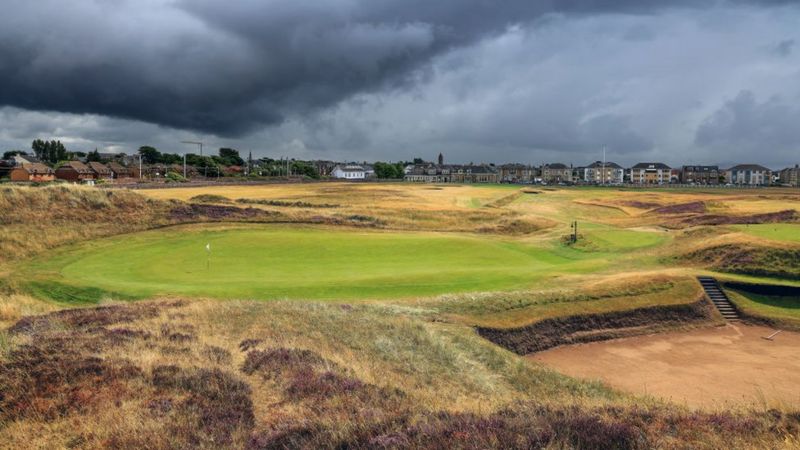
top-left (499, 164), bottom-right (536, 183)
top-left (312, 160), bottom-right (338, 177)
top-left (107, 161), bottom-right (134, 179)
top-left (0, 160), bottom-right (15, 178)
top-left (404, 163), bottom-right (499, 183)
top-left (223, 165), bottom-right (244, 176)
top-left (725, 164), bottom-right (772, 186)
top-left (452, 164), bottom-right (499, 183)
top-left (9, 163), bottom-right (55, 182)
top-left (87, 162), bottom-right (113, 180)
top-left (582, 161), bottom-right (624, 185)
top-left (630, 162), bottom-right (672, 185)
top-left (680, 165), bottom-right (720, 185)
top-left (331, 164), bottom-right (367, 180)
top-left (169, 164), bottom-right (198, 178)
top-left (541, 163), bottom-right (572, 184)
top-left (405, 163), bottom-right (449, 182)
top-left (361, 164), bottom-right (376, 179)
top-left (147, 164), bottom-right (169, 178)
top-left (55, 161), bottom-right (96, 183)
top-left (12, 154), bottom-right (42, 165)
top-left (778, 165), bottom-right (800, 187)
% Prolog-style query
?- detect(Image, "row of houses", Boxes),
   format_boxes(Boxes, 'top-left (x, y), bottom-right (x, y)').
top-left (5, 161), bottom-right (136, 183)
top-left (1, 152), bottom-right (247, 183)
top-left (404, 156), bottom-right (799, 187)
top-left (1, 159), bottom-right (212, 183)
top-left (4, 150), bottom-right (799, 187)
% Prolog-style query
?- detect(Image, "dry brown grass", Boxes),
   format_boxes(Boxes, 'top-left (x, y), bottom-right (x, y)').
top-left (0, 185), bottom-right (175, 262)
top-left (1, 299), bottom-right (797, 449)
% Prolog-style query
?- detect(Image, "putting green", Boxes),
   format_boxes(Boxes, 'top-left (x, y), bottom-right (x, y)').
top-left (24, 225), bottom-right (601, 301)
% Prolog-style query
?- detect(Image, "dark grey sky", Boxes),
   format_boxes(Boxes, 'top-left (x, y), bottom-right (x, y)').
top-left (1, 0), bottom-right (799, 167)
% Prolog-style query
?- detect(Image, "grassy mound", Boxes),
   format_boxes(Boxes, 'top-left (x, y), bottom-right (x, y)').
top-left (680, 244), bottom-right (800, 280)
top-left (0, 185), bottom-right (172, 261)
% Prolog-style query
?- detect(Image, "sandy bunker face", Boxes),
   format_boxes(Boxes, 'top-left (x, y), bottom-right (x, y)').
top-left (530, 324), bottom-right (800, 409)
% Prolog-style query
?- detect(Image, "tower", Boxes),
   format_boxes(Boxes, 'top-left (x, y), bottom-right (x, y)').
top-left (438, 153), bottom-right (444, 166)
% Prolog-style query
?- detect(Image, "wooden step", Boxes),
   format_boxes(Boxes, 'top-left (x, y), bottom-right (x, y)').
top-left (697, 276), bottom-right (740, 321)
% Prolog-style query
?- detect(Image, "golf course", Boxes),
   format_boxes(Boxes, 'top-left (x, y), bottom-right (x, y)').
top-left (18, 222), bottom-right (672, 302)
top-left (2, 182), bottom-right (800, 449)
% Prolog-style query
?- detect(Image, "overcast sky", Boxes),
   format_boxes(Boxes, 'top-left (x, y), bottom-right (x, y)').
top-left (1, 0), bottom-right (799, 167)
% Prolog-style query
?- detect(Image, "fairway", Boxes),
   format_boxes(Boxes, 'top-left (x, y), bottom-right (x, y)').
top-left (26, 224), bottom-right (584, 301)
top-left (731, 224), bottom-right (800, 243)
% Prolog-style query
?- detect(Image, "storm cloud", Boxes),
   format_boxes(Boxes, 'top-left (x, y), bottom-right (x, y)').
top-left (1, 0), bottom-right (800, 166)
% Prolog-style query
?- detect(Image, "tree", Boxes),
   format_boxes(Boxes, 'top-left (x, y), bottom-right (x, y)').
top-left (2, 150), bottom-right (27, 160)
top-left (86, 149), bottom-right (101, 162)
top-left (373, 161), bottom-right (405, 179)
top-left (31, 139), bottom-right (68, 164)
top-left (291, 160), bottom-right (319, 179)
top-left (138, 146), bottom-right (161, 164)
top-left (218, 148), bottom-right (244, 166)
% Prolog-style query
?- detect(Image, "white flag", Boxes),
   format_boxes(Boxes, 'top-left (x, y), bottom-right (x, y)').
top-left (205, 243), bottom-right (211, 253)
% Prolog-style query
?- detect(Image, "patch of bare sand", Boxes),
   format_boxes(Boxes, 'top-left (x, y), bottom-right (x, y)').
top-left (530, 324), bottom-right (800, 409)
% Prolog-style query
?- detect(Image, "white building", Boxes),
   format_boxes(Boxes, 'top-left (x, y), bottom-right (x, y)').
top-left (331, 164), bottom-right (366, 180)
top-left (582, 161), bottom-right (625, 184)
top-left (725, 164), bottom-right (772, 186)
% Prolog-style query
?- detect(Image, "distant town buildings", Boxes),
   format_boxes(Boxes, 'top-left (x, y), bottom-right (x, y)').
top-left (779, 165), bottom-right (800, 187)
top-left (582, 161), bottom-right (625, 185)
top-left (498, 164), bottom-right (537, 183)
top-left (1, 147), bottom-right (798, 188)
top-left (55, 161), bottom-right (96, 183)
top-left (9, 163), bottom-right (55, 182)
top-left (725, 164), bottom-right (772, 186)
top-left (404, 162), bottom-right (500, 183)
top-left (629, 163), bottom-right (674, 185)
top-left (331, 164), bottom-right (368, 180)
top-left (541, 163), bottom-right (571, 184)
top-left (680, 165), bottom-right (720, 185)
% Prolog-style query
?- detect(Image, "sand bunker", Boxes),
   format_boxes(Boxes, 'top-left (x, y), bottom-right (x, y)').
top-left (530, 324), bottom-right (800, 408)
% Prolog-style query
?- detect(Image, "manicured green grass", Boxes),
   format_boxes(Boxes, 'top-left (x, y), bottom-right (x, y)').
top-left (21, 224), bottom-right (613, 302)
top-left (731, 224), bottom-right (800, 243)
top-left (572, 228), bottom-right (669, 253)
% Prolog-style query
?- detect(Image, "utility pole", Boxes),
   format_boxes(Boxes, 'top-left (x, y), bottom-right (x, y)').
top-left (181, 140), bottom-right (203, 157)
top-left (181, 141), bottom-right (203, 179)
top-left (602, 146), bottom-right (606, 185)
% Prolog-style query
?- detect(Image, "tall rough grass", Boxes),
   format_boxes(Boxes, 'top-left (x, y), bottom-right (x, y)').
top-left (0, 185), bottom-right (174, 262)
top-left (1, 299), bottom-right (797, 449)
